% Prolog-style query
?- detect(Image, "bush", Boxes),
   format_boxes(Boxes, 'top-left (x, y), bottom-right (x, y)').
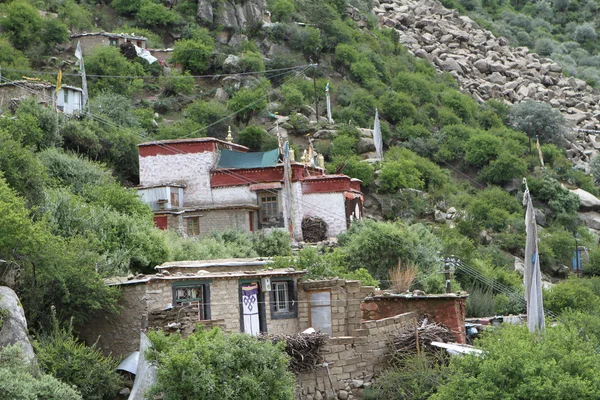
top-left (251, 230), bottom-right (292, 256)
top-left (432, 322), bottom-right (600, 399)
top-left (271, 0), bottom-right (295, 22)
top-left (379, 159), bottom-right (424, 192)
top-left (464, 133), bottom-right (502, 167)
top-left (146, 327), bottom-right (295, 399)
top-left (85, 47), bottom-right (145, 95)
top-left (171, 38), bottom-right (215, 74)
top-left (136, 1), bottom-right (180, 26)
top-left (238, 125), bottom-right (267, 151)
top-left (479, 152), bottom-right (527, 185)
top-left (238, 51), bottom-right (265, 72)
top-left (228, 86), bottom-right (268, 124)
top-left (0, 1), bottom-right (43, 50)
top-left (35, 318), bottom-right (123, 400)
top-left (0, 345), bottom-right (82, 400)
top-left (380, 91), bottom-right (417, 124)
top-left (544, 278), bottom-right (600, 314)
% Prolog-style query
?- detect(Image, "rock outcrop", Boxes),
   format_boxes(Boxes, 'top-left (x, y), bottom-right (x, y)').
top-left (198, 0), bottom-right (266, 31)
top-left (0, 286), bottom-right (34, 360)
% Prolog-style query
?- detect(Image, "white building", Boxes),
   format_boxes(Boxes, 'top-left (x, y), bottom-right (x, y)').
top-left (137, 137), bottom-right (363, 241)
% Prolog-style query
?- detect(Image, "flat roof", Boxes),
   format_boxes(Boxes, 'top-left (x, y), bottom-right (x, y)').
top-left (107, 268), bottom-right (304, 286)
top-left (139, 137), bottom-right (249, 152)
top-left (156, 258), bottom-right (273, 270)
top-left (71, 31), bottom-right (148, 40)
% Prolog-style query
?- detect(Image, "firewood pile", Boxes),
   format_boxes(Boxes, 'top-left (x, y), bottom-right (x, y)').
top-left (301, 216), bottom-right (328, 243)
top-left (261, 332), bottom-right (328, 373)
top-left (392, 317), bottom-right (456, 357)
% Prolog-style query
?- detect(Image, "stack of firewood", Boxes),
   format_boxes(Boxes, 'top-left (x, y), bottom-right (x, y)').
top-left (392, 317), bottom-right (456, 357)
top-left (261, 332), bottom-right (328, 373)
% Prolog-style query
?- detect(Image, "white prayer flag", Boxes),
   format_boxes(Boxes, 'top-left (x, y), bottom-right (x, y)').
top-left (373, 108), bottom-right (383, 159)
top-left (523, 179), bottom-right (545, 333)
top-left (75, 41), bottom-right (89, 111)
top-left (325, 83), bottom-right (334, 124)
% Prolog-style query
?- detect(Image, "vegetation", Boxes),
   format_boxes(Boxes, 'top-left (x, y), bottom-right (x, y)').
top-left (146, 327), bottom-right (295, 400)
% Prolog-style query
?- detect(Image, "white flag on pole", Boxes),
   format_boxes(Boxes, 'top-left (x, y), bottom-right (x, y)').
top-left (373, 108), bottom-right (383, 159)
top-left (523, 179), bottom-right (545, 333)
top-left (75, 41), bottom-right (89, 112)
top-left (325, 83), bottom-right (334, 124)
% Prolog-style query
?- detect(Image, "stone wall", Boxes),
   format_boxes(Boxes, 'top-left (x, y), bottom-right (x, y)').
top-left (168, 208), bottom-right (253, 237)
top-left (0, 85), bottom-right (51, 109)
top-left (296, 312), bottom-right (415, 400)
top-left (361, 294), bottom-right (468, 343)
top-left (299, 279), bottom-right (375, 336)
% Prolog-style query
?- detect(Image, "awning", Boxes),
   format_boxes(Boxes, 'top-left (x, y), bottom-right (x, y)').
top-left (217, 148), bottom-right (279, 169)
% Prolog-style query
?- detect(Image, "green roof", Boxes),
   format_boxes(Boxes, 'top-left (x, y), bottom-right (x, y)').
top-left (217, 148), bottom-right (280, 169)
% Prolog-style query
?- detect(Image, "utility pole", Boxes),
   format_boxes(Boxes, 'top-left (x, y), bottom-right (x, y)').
top-left (312, 64), bottom-right (319, 122)
top-left (444, 257), bottom-right (453, 294)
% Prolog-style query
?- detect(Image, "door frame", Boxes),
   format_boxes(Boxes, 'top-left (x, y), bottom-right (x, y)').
top-left (238, 279), bottom-right (267, 334)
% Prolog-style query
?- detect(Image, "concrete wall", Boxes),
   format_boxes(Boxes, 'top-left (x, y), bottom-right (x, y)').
top-left (296, 312), bottom-right (415, 400)
top-left (301, 192), bottom-right (347, 237)
top-left (361, 295), bottom-right (468, 344)
top-left (139, 152), bottom-right (215, 206)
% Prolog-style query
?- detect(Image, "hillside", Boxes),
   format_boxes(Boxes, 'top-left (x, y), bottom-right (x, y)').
top-left (1, 0), bottom-right (600, 396)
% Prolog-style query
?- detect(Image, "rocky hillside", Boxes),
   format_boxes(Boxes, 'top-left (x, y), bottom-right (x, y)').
top-left (374, 0), bottom-right (600, 166)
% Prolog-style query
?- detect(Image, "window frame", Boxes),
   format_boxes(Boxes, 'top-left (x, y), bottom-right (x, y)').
top-left (269, 279), bottom-right (297, 320)
top-left (172, 281), bottom-right (211, 321)
top-left (63, 90), bottom-right (68, 104)
top-left (186, 216), bottom-right (200, 236)
top-left (259, 192), bottom-right (280, 224)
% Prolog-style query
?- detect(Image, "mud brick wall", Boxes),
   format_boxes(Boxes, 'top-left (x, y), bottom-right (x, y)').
top-left (361, 295), bottom-right (468, 344)
top-left (296, 312), bottom-right (415, 400)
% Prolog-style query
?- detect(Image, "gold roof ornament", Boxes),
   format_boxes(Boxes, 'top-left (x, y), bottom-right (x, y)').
top-left (226, 126), bottom-right (233, 143)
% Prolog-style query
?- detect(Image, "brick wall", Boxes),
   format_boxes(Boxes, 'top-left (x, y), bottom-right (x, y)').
top-left (296, 312), bottom-right (415, 400)
top-left (361, 294), bottom-right (468, 344)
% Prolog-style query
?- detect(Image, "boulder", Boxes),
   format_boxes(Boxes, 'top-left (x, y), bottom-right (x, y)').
top-left (222, 54), bottom-right (241, 73)
top-left (579, 212), bottom-right (600, 230)
top-left (0, 286), bottom-right (34, 360)
top-left (570, 188), bottom-right (600, 212)
top-left (314, 129), bottom-right (338, 139)
top-left (357, 138), bottom-right (376, 154)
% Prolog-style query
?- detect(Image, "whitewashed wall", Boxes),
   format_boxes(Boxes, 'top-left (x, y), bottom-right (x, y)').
top-left (301, 192), bottom-right (347, 237)
top-left (139, 152), bottom-right (214, 206)
top-left (211, 186), bottom-right (256, 206)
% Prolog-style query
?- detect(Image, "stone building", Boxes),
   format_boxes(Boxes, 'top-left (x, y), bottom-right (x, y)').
top-left (70, 32), bottom-right (148, 55)
top-left (0, 80), bottom-right (84, 115)
top-left (137, 137), bottom-right (363, 241)
top-left (78, 258), bottom-right (374, 357)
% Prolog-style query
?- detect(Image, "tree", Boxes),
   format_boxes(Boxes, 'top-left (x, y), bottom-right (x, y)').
top-left (0, 1), bottom-right (43, 50)
top-left (432, 322), bottom-right (600, 399)
top-left (228, 86), bottom-right (268, 124)
top-left (509, 100), bottom-right (571, 149)
top-left (171, 38), bottom-right (214, 74)
top-left (238, 125), bottom-right (267, 151)
top-left (146, 327), bottom-right (295, 400)
top-left (84, 47), bottom-right (145, 95)
top-left (0, 39), bottom-right (30, 80)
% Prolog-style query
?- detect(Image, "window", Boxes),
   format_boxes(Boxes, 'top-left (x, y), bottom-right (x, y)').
top-left (109, 38), bottom-right (118, 46)
top-left (63, 90), bottom-right (68, 104)
top-left (170, 191), bottom-right (179, 207)
top-left (173, 283), bottom-right (210, 320)
top-left (187, 217), bottom-right (200, 236)
top-left (273, 282), bottom-right (289, 312)
top-left (259, 193), bottom-right (279, 223)
top-left (270, 280), bottom-right (297, 319)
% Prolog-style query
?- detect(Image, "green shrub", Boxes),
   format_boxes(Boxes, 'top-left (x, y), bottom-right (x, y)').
top-left (440, 91), bottom-right (478, 123)
top-left (380, 91), bottom-right (417, 124)
top-left (392, 72), bottom-right (437, 105)
top-left (0, 345), bottom-right (82, 400)
top-left (251, 230), bottom-right (292, 256)
top-left (136, 0), bottom-right (180, 26)
top-left (464, 133), bottom-right (502, 167)
top-left (544, 278), bottom-right (600, 314)
top-left (228, 86), bottom-right (268, 124)
top-left (171, 38), bottom-right (215, 74)
top-left (435, 125), bottom-right (478, 162)
top-left (237, 125), bottom-right (267, 151)
top-left (270, 0), bottom-right (295, 22)
top-left (334, 43), bottom-right (360, 67)
top-left (379, 159), bottom-right (424, 192)
top-left (0, 1), bottom-right (43, 50)
top-left (331, 135), bottom-right (358, 158)
top-left (146, 327), bottom-right (295, 400)
top-left (85, 47), bottom-right (145, 95)
top-left (509, 100), bottom-right (571, 145)
top-left (35, 318), bottom-right (123, 400)
top-left (350, 59), bottom-right (379, 86)
top-left (238, 51), bottom-right (265, 72)
top-left (280, 85), bottom-right (305, 114)
top-left (160, 71), bottom-right (195, 96)
top-left (185, 100), bottom-right (230, 137)
top-left (479, 152), bottom-right (527, 185)
top-left (432, 322), bottom-right (600, 399)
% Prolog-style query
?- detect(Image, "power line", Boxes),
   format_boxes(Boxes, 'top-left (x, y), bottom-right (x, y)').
top-left (0, 64), bottom-right (314, 80)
